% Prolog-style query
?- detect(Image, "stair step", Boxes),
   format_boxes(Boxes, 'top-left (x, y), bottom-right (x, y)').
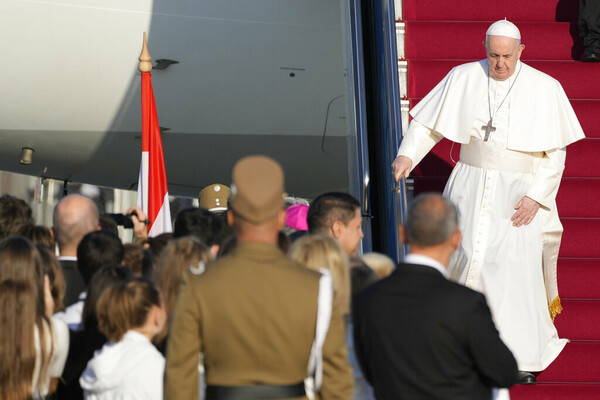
top-left (511, 383), bottom-right (600, 399)
top-left (404, 21), bottom-right (579, 61)
top-left (564, 139), bottom-right (600, 178)
top-left (407, 60), bottom-right (600, 100)
top-left (535, 341), bottom-right (600, 383)
top-left (571, 100), bottom-right (600, 139)
top-left (402, 0), bottom-right (578, 22)
top-left (558, 258), bottom-right (600, 299)
top-left (560, 219), bottom-right (600, 258)
top-left (557, 179), bottom-right (600, 218)
top-left (555, 300), bottom-right (600, 340)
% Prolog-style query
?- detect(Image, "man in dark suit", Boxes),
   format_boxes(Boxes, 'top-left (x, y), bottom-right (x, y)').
top-left (353, 193), bottom-right (518, 400)
top-left (54, 229), bottom-right (125, 329)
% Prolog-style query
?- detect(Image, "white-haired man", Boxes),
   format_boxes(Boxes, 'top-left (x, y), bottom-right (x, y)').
top-left (392, 20), bottom-right (585, 378)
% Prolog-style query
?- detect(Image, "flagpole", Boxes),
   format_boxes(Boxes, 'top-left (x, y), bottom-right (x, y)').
top-left (139, 32), bottom-right (152, 73)
top-left (136, 33), bottom-right (151, 226)
top-left (136, 32), bottom-right (172, 236)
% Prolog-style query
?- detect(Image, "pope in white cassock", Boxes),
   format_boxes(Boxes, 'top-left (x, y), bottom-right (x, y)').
top-left (392, 20), bottom-right (585, 376)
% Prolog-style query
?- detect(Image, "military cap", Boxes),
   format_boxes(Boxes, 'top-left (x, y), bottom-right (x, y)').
top-left (198, 183), bottom-right (231, 212)
top-left (230, 155), bottom-right (285, 223)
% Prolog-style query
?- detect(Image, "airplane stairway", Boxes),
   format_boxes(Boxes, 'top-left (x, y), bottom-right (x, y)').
top-left (396, 0), bottom-right (600, 398)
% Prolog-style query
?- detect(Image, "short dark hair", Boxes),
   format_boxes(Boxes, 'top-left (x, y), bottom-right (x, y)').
top-left (77, 230), bottom-right (125, 286)
top-left (0, 195), bottom-right (33, 239)
top-left (404, 193), bottom-right (458, 247)
top-left (173, 207), bottom-right (225, 246)
top-left (307, 192), bottom-right (360, 234)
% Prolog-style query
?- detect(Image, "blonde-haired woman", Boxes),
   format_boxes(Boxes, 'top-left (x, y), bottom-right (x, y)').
top-left (288, 234), bottom-right (351, 399)
top-left (289, 234), bottom-right (375, 400)
top-left (288, 234), bottom-right (351, 316)
top-left (152, 236), bottom-right (213, 352)
top-left (0, 236), bottom-right (69, 400)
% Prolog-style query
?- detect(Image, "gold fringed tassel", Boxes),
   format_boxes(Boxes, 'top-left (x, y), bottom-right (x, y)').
top-left (549, 296), bottom-right (563, 322)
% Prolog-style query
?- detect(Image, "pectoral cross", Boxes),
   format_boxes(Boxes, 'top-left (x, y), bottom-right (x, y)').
top-left (482, 119), bottom-right (496, 142)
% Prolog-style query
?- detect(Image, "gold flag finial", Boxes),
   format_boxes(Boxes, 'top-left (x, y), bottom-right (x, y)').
top-left (139, 32), bottom-right (152, 73)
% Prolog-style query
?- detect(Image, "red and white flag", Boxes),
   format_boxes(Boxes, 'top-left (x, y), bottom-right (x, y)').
top-left (136, 70), bottom-right (172, 237)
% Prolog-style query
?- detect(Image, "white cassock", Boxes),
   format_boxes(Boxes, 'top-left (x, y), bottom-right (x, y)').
top-left (398, 59), bottom-right (585, 371)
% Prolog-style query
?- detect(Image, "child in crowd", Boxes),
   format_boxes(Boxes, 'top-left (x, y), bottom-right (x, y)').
top-left (55, 265), bottom-right (132, 400)
top-left (80, 278), bottom-right (165, 400)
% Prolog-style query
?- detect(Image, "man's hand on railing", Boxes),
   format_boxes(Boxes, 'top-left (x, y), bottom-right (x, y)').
top-left (392, 155), bottom-right (413, 182)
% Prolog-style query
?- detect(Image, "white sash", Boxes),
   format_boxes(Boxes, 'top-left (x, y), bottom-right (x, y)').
top-left (305, 270), bottom-right (333, 399)
top-left (460, 137), bottom-right (542, 173)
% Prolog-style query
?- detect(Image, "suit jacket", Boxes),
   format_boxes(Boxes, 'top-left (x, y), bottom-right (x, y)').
top-left (59, 259), bottom-right (86, 307)
top-left (164, 242), bottom-right (353, 400)
top-left (353, 262), bottom-right (517, 400)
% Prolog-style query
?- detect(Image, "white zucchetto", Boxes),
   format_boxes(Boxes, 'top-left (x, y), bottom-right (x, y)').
top-left (486, 19), bottom-right (521, 40)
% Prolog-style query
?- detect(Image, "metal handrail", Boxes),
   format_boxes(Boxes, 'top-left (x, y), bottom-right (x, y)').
top-left (393, 176), bottom-right (409, 259)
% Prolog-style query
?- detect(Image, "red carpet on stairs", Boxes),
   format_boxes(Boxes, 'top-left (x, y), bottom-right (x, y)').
top-left (402, 0), bottom-right (600, 398)
top-left (560, 219), bottom-right (600, 258)
top-left (511, 384), bottom-right (600, 399)
top-left (403, 0), bottom-right (579, 22)
top-left (405, 22), bottom-right (577, 60)
top-left (555, 301), bottom-right (600, 339)
top-left (570, 101), bottom-right (600, 137)
top-left (408, 60), bottom-right (600, 99)
top-left (558, 259), bottom-right (600, 298)
top-left (557, 179), bottom-right (600, 216)
top-left (535, 341), bottom-right (600, 382)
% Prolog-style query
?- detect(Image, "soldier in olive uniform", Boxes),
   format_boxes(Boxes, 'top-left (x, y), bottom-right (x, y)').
top-left (165, 155), bottom-right (353, 400)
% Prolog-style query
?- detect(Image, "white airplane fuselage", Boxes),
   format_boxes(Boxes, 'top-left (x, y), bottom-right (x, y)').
top-left (0, 0), bottom-right (352, 198)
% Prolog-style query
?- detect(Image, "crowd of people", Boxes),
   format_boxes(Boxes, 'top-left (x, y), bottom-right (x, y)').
top-left (0, 154), bottom-right (401, 400)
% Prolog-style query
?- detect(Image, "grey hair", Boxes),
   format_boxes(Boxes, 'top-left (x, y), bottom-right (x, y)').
top-left (404, 193), bottom-right (458, 247)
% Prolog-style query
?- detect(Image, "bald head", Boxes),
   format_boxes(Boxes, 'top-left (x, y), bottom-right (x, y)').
top-left (404, 193), bottom-right (458, 247)
top-left (53, 194), bottom-right (100, 256)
